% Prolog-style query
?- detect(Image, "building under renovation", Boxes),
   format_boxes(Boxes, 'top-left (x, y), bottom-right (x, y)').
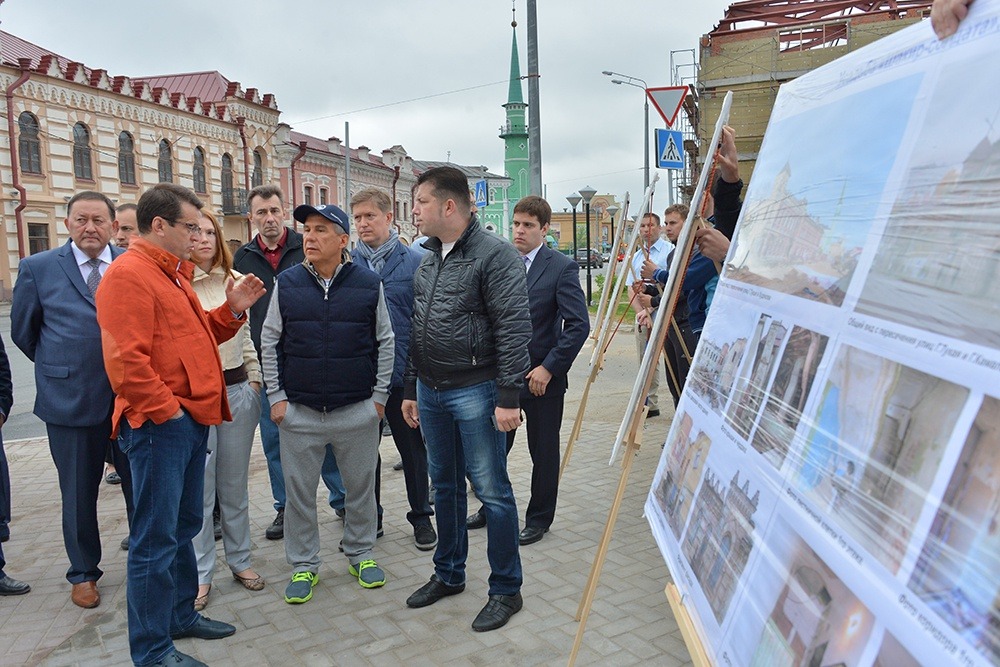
top-left (693, 0), bottom-right (933, 196)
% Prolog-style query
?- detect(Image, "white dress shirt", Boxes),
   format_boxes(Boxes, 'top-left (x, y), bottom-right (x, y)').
top-left (70, 241), bottom-right (113, 282)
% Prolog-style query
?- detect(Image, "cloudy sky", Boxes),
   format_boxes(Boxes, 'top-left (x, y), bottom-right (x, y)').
top-left (2, 0), bottom-right (733, 209)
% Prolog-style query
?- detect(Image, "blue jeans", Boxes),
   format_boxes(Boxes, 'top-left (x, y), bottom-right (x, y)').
top-left (417, 379), bottom-right (521, 595)
top-left (261, 385), bottom-right (350, 512)
top-left (119, 412), bottom-right (208, 666)
top-left (259, 386), bottom-right (284, 511)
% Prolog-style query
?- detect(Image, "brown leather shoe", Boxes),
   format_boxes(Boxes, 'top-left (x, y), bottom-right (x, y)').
top-left (71, 581), bottom-right (100, 608)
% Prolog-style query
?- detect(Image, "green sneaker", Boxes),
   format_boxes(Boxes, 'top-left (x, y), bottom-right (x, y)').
top-left (284, 571), bottom-right (319, 604)
top-left (348, 559), bottom-right (386, 589)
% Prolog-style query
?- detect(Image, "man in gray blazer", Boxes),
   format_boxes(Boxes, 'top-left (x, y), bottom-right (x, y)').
top-left (10, 190), bottom-right (132, 609)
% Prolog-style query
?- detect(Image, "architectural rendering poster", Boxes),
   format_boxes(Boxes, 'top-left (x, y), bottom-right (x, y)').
top-left (645, 4), bottom-right (1000, 666)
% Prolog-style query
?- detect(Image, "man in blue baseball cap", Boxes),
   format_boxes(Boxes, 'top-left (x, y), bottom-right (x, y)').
top-left (260, 203), bottom-right (395, 602)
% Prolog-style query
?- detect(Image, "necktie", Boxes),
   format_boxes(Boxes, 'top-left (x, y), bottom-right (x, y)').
top-left (523, 255), bottom-right (530, 272)
top-left (86, 258), bottom-right (102, 296)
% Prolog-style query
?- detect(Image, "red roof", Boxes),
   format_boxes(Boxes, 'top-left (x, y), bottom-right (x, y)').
top-left (131, 71), bottom-right (231, 103)
top-left (1, 29), bottom-right (80, 71)
top-left (0, 30), bottom-right (275, 109)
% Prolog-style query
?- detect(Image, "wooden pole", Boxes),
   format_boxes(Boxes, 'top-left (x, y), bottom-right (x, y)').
top-left (560, 178), bottom-right (658, 479)
top-left (567, 410), bottom-right (645, 666)
top-left (664, 584), bottom-right (713, 667)
top-left (566, 93), bottom-right (733, 664)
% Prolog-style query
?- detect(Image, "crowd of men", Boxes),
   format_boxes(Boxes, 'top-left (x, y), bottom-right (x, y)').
top-left (0, 165), bottom-right (593, 667)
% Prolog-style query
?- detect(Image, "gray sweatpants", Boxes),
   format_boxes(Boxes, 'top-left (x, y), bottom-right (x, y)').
top-left (193, 380), bottom-right (262, 584)
top-left (278, 399), bottom-right (380, 572)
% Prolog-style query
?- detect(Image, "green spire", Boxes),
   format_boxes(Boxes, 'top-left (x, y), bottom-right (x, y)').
top-left (507, 19), bottom-right (524, 105)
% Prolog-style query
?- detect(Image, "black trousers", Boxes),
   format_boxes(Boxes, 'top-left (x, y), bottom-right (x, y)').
top-left (664, 319), bottom-right (699, 408)
top-left (47, 415), bottom-right (133, 583)
top-left (502, 392), bottom-right (565, 530)
top-left (384, 387), bottom-right (433, 527)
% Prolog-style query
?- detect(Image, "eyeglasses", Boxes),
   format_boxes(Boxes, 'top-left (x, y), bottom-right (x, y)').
top-left (167, 220), bottom-right (204, 236)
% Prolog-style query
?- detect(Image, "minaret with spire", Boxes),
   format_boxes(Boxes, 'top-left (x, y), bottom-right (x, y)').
top-left (499, 2), bottom-right (529, 235)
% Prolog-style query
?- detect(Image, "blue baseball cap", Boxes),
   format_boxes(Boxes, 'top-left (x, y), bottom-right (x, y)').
top-left (293, 203), bottom-right (350, 234)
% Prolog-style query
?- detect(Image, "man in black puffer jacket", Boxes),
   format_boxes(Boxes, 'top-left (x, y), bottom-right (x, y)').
top-left (401, 166), bottom-right (531, 632)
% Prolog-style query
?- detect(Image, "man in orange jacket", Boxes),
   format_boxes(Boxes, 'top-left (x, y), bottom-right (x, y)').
top-left (96, 183), bottom-right (264, 667)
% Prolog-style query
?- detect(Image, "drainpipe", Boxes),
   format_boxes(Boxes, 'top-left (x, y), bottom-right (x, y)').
top-left (235, 117), bottom-right (252, 239)
top-left (236, 116), bottom-right (252, 193)
top-left (288, 140), bottom-right (307, 231)
top-left (391, 165), bottom-right (401, 235)
top-left (6, 57), bottom-right (33, 259)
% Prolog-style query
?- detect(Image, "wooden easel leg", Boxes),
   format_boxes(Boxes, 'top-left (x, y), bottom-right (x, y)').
top-left (559, 352), bottom-right (600, 481)
top-left (567, 412), bottom-right (645, 666)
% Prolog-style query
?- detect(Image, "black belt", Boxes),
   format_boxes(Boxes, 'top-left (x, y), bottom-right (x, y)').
top-left (223, 364), bottom-right (248, 386)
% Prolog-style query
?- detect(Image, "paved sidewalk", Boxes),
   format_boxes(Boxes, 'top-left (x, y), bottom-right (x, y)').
top-left (0, 335), bottom-right (692, 667)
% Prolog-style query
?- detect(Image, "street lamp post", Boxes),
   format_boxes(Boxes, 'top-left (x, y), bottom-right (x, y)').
top-left (603, 70), bottom-right (649, 190)
top-left (579, 185), bottom-right (597, 306)
top-left (567, 193), bottom-right (581, 261)
top-left (606, 204), bottom-right (619, 261)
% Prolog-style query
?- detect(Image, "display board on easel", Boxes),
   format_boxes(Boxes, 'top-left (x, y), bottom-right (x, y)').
top-left (645, 4), bottom-right (1000, 666)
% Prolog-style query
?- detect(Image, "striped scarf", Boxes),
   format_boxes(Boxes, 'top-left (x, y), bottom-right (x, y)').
top-left (353, 229), bottom-right (399, 273)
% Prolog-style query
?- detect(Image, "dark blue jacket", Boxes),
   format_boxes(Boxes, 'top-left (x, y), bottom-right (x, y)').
top-left (275, 262), bottom-right (381, 411)
top-left (358, 242), bottom-right (422, 390)
top-left (11, 241), bottom-right (124, 426)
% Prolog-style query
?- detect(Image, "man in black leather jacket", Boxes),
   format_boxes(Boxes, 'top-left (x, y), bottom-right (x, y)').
top-left (401, 166), bottom-right (531, 632)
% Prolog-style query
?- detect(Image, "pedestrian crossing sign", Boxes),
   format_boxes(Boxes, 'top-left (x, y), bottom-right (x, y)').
top-left (656, 129), bottom-right (684, 170)
top-left (474, 179), bottom-right (489, 208)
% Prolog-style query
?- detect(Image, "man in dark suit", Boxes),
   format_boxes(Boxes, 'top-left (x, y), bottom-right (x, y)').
top-left (10, 190), bottom-right (132, 608)
top-left (467, 195), bottom-right (590, 545)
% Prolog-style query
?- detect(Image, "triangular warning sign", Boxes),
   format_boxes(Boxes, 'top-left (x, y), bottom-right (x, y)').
top-left (646, 86), bottom-right (688, 128)
top-left (661, 134), bottom-right (680, 163)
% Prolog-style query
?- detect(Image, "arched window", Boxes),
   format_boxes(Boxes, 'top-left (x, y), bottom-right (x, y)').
top-left (708, 533), bottom-right (733, 590)
top-left (158, 139), bottom-right (173, 183)
top-left (193, 147), bottom-right (207, 193)
top-left (252, 149), bottom-right (263, 187)
top-left (221, 153), bottom-right (235, 212)
top-left (18, 112), bottom-right (42, 174)
top-left (73, 123), bottom-right (93, 180)
top-left (319, 187), bottom-right (328, 205)
top-left (118, 131), bottom-right (136, 185)
top-left (303, 185), bottom-right (313, 207)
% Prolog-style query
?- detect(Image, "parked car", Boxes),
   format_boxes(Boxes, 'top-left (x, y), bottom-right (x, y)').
top-left (575, 248), bottom-right (603, 268)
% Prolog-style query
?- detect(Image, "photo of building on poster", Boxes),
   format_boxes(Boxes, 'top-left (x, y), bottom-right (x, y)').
top-left (723, 76), bottom-right (921, 308)
top-left (856, 57), bottom-right (1000, 350)
top-left (688, 296), bottom-right (755, 412)
top-left (751, 326), bottom-right (830, 470)
top-left (726, 515), bottom-right (877, 667)
top-left (725, 314), bottom-right (790, 442)
top-left (907, 395), bottom-right (1000, 665)
top-left (680, 467), bottom-right (759, 624)
top-left (651, 411), bottom-right (714, 539)
top-left (793, 344), bottom-right (970, 573)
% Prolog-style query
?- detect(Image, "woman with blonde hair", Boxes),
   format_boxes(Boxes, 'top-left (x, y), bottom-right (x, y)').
top-left (190, 209), bottom-right (265, 610)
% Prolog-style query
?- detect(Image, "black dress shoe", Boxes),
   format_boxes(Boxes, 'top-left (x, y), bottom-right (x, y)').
top-left (646, 409), bottom-right (661, 419)
top-left (406, 575), bottom-right (465, 608)
top-left (265, 508), bottom-right (284, 540)
top-left (466, 509), bottom-right (486, 530)
top-left (170, 615), bottom-right (236, 640)
top-left (0, 575), bottom-right (30, 596)
top-left (518, 526), bottom-right (548, 545)
top-left (472, 592), bottom-right (523, 631)
top-left (151, 650), bottom-right (207, 667)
